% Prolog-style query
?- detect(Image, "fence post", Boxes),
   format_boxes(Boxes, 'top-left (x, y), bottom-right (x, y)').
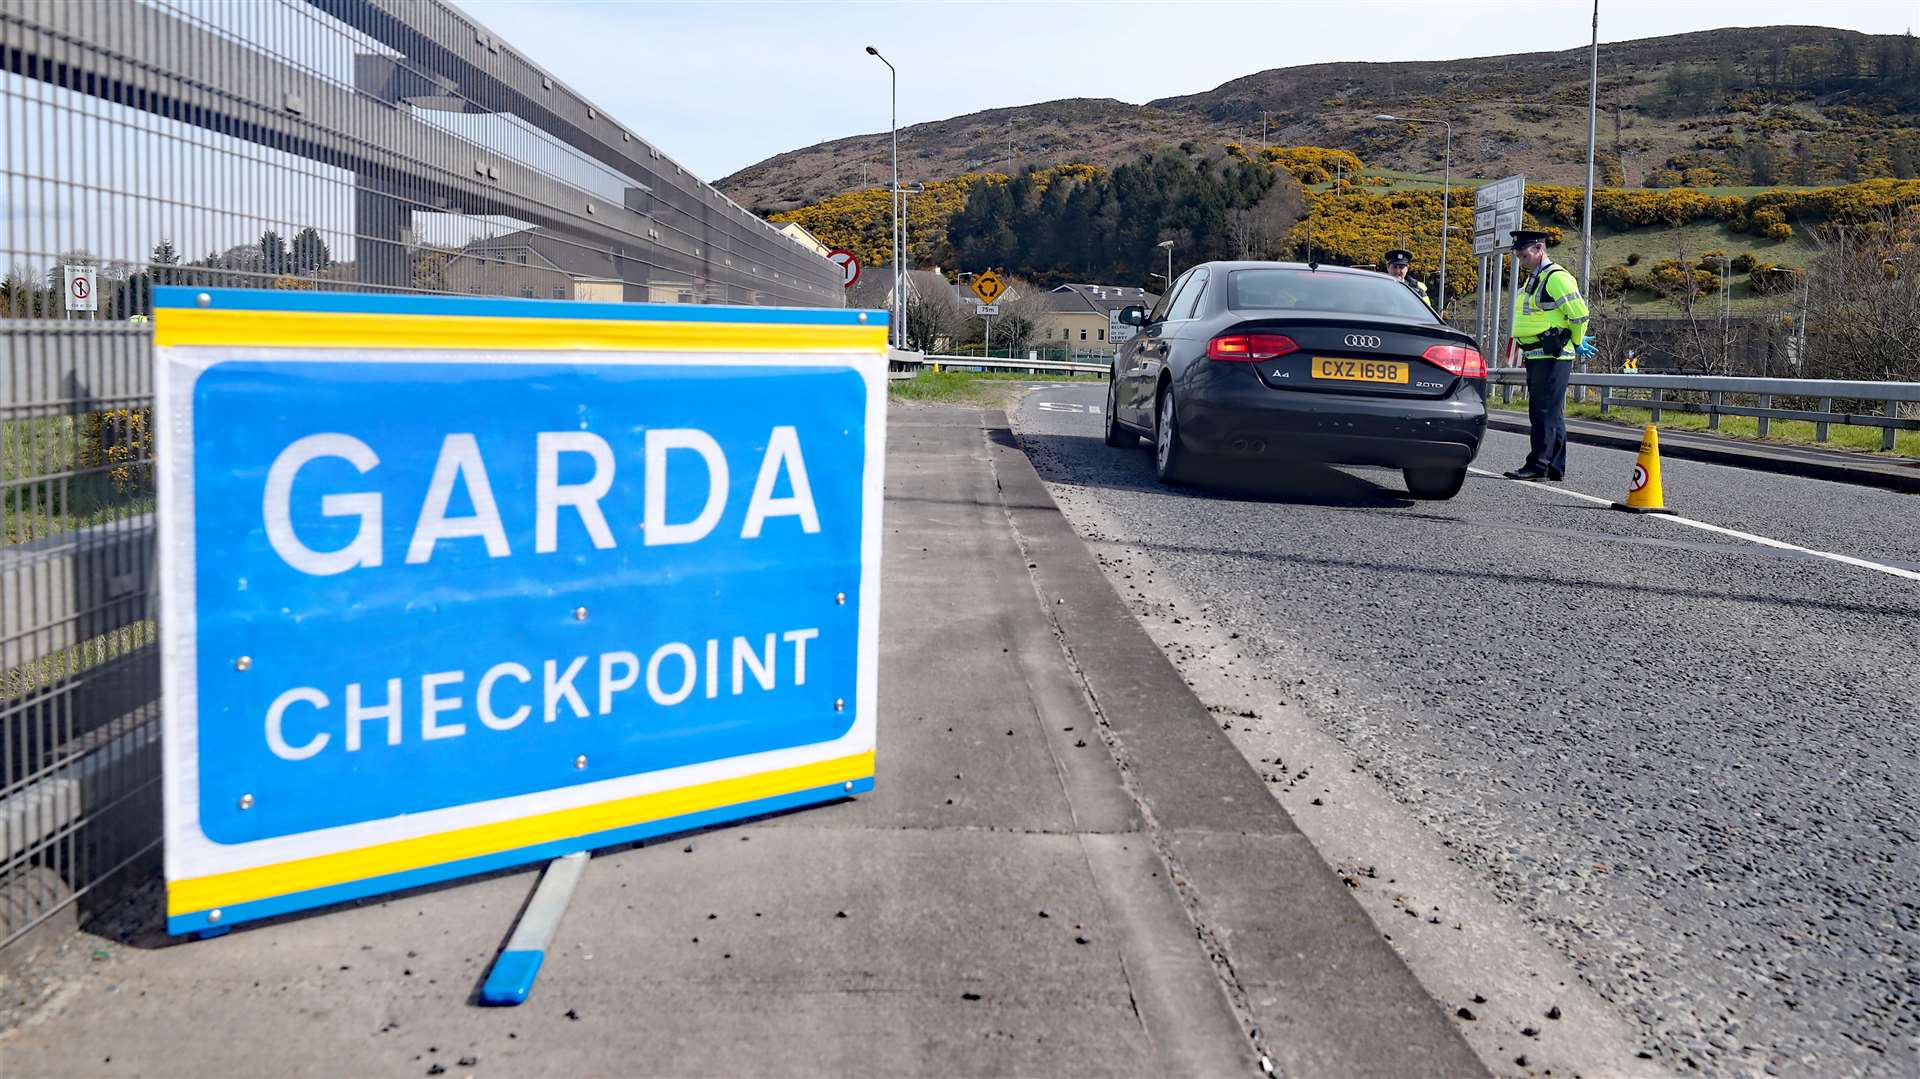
top-left (1757, 394), bottom-right (1771, 438)
top-left (1708, 390), bottom-right (1722, 431)
top-left (1501, 380), bottom-right (1513, 405)
top-left (1599, 386), bottom-right (1610, 417)
top-left (1885, 399), bottom-right (1899, 453)
top-left (1650, 387), bottom-right (1662, 425)
top-left (1816, 397), bottom-right (1831, 442)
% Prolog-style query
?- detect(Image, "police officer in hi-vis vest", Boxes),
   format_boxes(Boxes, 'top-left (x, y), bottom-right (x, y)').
top-left (1383, 249), bottom-right (1430, 308)
top-left (1502, 230), bottom-right (1593, 481)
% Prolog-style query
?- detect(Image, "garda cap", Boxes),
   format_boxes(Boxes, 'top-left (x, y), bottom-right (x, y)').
top-left (1508, 229), bottom-right (1551, 251)
top-left (1384, 248), bottom-right (1413, 266)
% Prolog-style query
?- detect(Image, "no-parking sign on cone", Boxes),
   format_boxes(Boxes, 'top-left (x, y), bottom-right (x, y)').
top-left (1610, 425), bottom-right (1676, 514)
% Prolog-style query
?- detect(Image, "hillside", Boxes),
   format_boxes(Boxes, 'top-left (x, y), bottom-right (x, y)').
top-left (718, 99), bottom-right (1234, 212)
top-left (718, 26), bottom-right (1920, 213)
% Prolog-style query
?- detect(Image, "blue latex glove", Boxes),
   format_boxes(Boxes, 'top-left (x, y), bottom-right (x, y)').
top-left (1573, 340), bottom-right (1597, 359)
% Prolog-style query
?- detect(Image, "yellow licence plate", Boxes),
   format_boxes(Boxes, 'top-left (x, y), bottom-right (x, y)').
top-left (1312, 357), bottom-right (1407, 384)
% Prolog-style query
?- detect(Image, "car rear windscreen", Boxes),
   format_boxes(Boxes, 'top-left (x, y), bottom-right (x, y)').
top-left (1228, 269), bottom-right (1437, 321)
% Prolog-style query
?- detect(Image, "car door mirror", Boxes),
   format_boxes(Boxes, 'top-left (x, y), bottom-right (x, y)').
top-left (1120, 305), bottom-right (1146, 327)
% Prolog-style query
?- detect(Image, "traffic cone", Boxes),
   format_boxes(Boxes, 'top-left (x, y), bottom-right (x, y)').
top-left (1610, 424), bottom-right (1676, 514)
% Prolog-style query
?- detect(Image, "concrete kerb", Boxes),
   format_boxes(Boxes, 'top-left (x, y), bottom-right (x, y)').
top-left (981, 412), bottom-right (1486, 1078)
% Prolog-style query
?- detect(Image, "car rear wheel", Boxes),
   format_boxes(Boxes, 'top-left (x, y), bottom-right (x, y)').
top-left (1103, 371), bottom-right (1136, 447)
top-left (1154, 384), bottom-right (1195, 486)
top-left (1404, 465), bottom-right (1467, 500)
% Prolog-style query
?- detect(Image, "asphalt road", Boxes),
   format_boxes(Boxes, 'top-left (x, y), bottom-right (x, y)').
top-left (1012, 384), bottom-right (1920, 1077)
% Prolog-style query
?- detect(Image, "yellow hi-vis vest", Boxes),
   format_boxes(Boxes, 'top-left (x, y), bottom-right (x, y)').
top-left (1404, 277), bottom-right (1430, 307)
top-left (1511, 261), bottom-right (1590, 358)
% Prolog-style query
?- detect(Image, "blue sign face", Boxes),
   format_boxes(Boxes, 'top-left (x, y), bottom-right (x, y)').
top-left (190, 359), bottom-right (866, 844)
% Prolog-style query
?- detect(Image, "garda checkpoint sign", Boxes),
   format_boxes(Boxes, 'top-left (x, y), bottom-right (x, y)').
top-left (152, 287), bottom-right (886, 935)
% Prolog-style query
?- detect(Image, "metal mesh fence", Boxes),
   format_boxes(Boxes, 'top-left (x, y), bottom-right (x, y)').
top-left (1, 0), bottom-right (843, 950)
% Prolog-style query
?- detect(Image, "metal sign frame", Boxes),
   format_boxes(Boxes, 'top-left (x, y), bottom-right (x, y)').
top-left (153, 287), bottom-right (887, 936)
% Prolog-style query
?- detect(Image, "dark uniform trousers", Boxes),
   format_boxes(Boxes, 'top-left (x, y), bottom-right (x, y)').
top-left (1523, 357), bottom-right (1572, 475)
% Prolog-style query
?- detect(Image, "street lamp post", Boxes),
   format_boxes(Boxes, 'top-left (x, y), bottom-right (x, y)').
top-left (1582, 0), bottom-right (1600, 293)
top-left (1375, 114), bottom-right (1450, 311)
top-left (865, 46), bottom-right (899, 349)
top-left (1155, 240), bottom-right (1174, 289)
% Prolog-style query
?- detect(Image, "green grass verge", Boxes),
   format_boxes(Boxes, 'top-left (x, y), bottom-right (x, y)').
top-left (1, 620), bottom-right (157, 703)
top-left (889, 370), bottom-right (1102, 406)
top-left (1489, 393), bottom-right (1920, 457)
top-left (3, 416), bottom-right (154, 544)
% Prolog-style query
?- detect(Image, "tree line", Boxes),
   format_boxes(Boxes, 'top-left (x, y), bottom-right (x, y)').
top-left (946, 147), bottom-right (1301, 288)
top-left (1, 228), bottom-right (335, 318)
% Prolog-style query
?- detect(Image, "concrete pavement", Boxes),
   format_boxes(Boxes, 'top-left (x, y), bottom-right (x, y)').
top-left (1, 403), bottom-right (1479, 1078)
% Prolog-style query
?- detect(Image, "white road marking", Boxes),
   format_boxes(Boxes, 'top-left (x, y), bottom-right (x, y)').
top-left (1038, 401), bottom-right (1101, 414)
top-left (1469, 466), bottom-right (1920, 584)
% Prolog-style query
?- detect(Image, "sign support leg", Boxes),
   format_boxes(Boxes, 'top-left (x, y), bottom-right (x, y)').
top-left (480, 851), bottom-right (591, 1006)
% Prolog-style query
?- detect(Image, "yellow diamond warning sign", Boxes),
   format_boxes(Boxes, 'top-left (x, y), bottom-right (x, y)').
top-left (969, 271), bottom-right (1005, 305)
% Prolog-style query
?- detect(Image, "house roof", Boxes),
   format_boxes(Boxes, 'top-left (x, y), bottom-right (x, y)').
top-left (1048, 282), bottom-right (1157, 314)
top-left (452, 227), bottom-right (621, 281)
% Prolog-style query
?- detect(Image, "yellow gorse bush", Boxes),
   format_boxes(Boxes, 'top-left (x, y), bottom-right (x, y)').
top-left (1291, 189), bottom-right (1560, 296)
top-left (79, 408), bottom-right (153, 494)
top-left (1261, 146), bottom-right (1366, 185)
top-left (770, 172), bottom-right (1008, 268)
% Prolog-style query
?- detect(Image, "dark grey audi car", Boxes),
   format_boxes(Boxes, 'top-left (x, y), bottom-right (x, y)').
top-left (1105, 261), bottom-right (1487, 499)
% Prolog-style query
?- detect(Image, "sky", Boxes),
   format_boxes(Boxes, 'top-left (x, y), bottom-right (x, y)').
top-left (461, 0), bottom-right (1919, 184)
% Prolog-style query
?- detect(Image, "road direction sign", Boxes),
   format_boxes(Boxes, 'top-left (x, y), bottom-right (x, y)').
top-left (827, 248), bottom-right (860, 289)
top-left (64, 265), bottom-right (97, 311)
top-left (969, 271), bottom-right (1005, 305)
top-left (975, 303), bottom-right (999, 316)
top-left (152, 287), bottom-right (887, 936)
top-left (1474, 175), bottom-right (1525, 256)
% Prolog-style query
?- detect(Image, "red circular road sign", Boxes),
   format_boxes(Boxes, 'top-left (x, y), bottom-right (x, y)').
top-left (70, 276), bottom-right (90, 299)
top-left (827, 248), bottom-right (860, 289)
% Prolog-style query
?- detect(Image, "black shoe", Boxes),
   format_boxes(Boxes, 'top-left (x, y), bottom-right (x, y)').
top-left (1503, 467), bottom-right (1547, 480)
top-left (1546, 469), bottom-right (1565, 481)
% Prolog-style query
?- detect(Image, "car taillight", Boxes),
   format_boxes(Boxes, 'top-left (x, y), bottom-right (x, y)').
top-left (1208, 333), bottom-right (1299, 362)
top-left (1421, 343), bottom-right (1486, 378)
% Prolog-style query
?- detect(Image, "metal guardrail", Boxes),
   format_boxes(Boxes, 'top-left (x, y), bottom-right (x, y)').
top-left (1489, 370), bottom-right (1920, 451)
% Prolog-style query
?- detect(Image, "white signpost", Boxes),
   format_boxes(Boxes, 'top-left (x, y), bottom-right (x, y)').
top-left (1472, 176), bottom-right (1524, 256)
top-left (64, 265), bottom-right (98, 313)
top-left (974, 303), bottom-right (999, 316)
top-left (1473, 175), bottom-right (1525, 364)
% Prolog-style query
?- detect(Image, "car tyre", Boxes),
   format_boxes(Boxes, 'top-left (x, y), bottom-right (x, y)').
top-left (1103, 371), bottom-right (1137, 447)
top-left (1404, 465), bottom-right (1467, 500)
top-left (1154, 383), bottom-right (1195, 486)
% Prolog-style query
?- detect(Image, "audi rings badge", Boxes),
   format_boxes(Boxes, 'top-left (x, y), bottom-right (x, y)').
top-left (1342, 334), bottom-right (1382, 349)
